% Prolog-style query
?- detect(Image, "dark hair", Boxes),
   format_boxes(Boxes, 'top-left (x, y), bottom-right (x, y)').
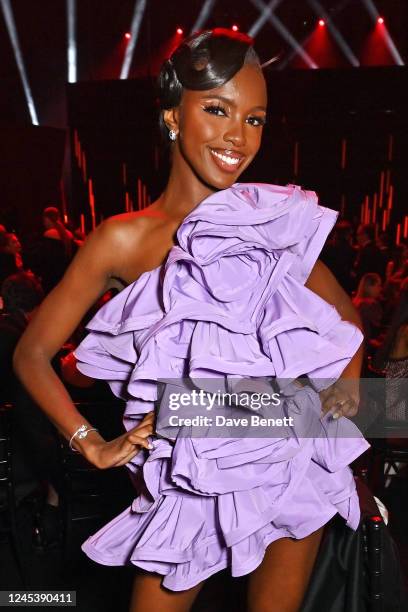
top-left (1, 271), bottom-right (44, 314)
top-left (157, 28), bottom-right (261, 141)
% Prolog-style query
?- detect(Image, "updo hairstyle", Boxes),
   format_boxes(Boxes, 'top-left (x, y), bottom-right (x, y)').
top-left (157, 28), bottom-right (261, 141)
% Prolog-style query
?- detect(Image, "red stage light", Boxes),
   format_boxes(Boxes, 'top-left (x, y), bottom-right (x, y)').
top-left (125, 33), bottom-right (131, 39)
top-left (176, 28), bottom-right (183, 35)
top-left (318, 19), bottom-right (325, 27)
top-left (232, 24), bottom-right (239, 32)
top-left (377, 17), bottom-right (384, 24)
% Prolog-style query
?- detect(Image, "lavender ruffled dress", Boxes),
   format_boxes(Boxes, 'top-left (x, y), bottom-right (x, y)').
top-left (74, 183), bottom-right (369, 591)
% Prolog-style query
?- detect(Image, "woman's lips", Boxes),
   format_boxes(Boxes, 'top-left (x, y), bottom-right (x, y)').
top-left (209, 147), bottom-right (245, 174)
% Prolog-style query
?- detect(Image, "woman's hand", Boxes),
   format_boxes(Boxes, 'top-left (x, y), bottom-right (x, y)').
top-left (84, 411), bottom-right (155, 469)
top-left (319, 378), bottom-right (360, 419)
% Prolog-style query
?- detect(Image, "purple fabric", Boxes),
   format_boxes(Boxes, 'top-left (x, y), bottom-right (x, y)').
top-left (74, 183), bottom-right (369, 591)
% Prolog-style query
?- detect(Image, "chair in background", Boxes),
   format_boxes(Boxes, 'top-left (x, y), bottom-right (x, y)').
top-left (0, 402), bottom-right (33, 586)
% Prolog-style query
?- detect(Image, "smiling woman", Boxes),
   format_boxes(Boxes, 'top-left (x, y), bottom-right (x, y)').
top-left (158, 28), bottom-right (267, 190)
top-left (14, 27), bottom-right (367, 612)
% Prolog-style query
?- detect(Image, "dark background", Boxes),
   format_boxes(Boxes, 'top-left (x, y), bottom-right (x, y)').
top-left (0, 0), bottom-right (407, 238)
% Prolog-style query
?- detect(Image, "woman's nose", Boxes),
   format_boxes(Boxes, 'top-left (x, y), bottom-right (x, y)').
top-left (223, 123), bottom-right (246, 147)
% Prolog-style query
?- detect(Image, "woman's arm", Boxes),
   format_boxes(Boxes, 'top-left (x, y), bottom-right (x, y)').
top-left (13, 219), bottom-right (153, 467)
top-left (305, 259), bottom-right (364, 418)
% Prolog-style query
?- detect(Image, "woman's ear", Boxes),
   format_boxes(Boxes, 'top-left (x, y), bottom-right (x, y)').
top-left (163, 107), bottom-right (179, 133)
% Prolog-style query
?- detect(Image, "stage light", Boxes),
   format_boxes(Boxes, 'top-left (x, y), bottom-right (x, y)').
top-left (67, 0), bottom-right (77, 83)
top-left (249, 0), bottom-right (318, 69)
top-left (176, 27), bottom-right (183, 35)
top-left (1, 0), bottom-right (39, 124)
top-left (318, 19), bottom-right (325, 27)
top-left (190, 0), bottom-right (216, 34)
top-left (232, 24), bottom-right (239, 31)
top-left (120, 0), bottom-right (147, 80)
top-left (308, 0), bottom-right (359, 67)
top-left (248, 0), bottom-right (283, 37)
top-left (125, 32), bottom-right (131, 39)
top-left (361, 0), bottom-right (404, 65)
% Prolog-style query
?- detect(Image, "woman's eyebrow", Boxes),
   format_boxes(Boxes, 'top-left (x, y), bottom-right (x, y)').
top-left (200, 94), bottom-right (267, 112)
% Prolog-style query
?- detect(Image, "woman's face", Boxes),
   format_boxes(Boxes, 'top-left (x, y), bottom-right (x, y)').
top-left (167, 62), bottom-right (267, 191)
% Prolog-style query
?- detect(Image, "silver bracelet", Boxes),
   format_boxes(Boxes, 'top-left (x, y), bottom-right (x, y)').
top-left (69, 424), bottom-right (99, 452)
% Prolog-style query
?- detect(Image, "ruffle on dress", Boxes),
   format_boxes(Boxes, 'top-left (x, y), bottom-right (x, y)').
top-left (75, 183), bottom-right (369, 591)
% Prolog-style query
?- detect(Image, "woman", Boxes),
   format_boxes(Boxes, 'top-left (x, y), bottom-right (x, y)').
top-left (14, 29), bottom-right (368, 612)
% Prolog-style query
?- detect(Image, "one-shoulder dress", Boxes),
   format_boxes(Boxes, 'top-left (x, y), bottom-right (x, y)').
top-left (74, 183), bottom-right (370, 592)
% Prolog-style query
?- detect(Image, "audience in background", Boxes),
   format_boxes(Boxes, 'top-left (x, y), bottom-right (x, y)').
top-left (0, 226), bottom-right (26, 284)
top-left (352, 272), bottom-right (383, 350)
top-left (374, 279), bottom-right (408, 421)
top-left (385, 240), bottom-right (408, 285)
top-left (354, 223), bottom-right (388, 284)
top-left (24, 206), bottom-right (78, 295)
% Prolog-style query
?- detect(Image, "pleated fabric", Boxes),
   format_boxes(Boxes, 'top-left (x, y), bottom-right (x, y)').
top-left (75, 183), bottom-right (369, 591)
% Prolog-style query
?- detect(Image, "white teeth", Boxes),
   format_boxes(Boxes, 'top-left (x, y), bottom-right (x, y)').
top-left (211, 149), bottom-right (241, 166)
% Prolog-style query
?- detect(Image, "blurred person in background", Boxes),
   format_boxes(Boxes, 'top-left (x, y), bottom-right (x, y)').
top-left (0, 229), bottom-right (25, 286)
top-left (385, 240), bottom-right (408, 285)
top-left (25, 206), bottom-right (78, 295)
top-left (352, 272), bottom-right (383, 351)
top-left (354, 223), bottom-right (388, 284)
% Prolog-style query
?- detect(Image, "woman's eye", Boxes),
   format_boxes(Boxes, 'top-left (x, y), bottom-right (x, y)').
top-left (203, 104), bottom-right (227, 116)
top-left (247, 116), bottom-right (266, 127)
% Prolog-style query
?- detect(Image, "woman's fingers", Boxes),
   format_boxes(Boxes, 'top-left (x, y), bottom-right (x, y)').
top-left (128, 423), bottom-right (153, 439)
top-left (110, 445), bottom-right (145, 467)
top-left (319, 383), bottom-right (359, 419)
top-left (333, 398), bottom-right (359, 418)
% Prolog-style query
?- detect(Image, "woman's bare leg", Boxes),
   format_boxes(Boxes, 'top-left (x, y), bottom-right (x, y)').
top-left (247, 527), bottom-right (324, 612)
top-left (129, 570), bottom-right (205, 612)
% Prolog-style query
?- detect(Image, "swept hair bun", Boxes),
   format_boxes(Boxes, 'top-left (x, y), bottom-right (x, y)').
top-left (157, 28), bottom-right (260, 141)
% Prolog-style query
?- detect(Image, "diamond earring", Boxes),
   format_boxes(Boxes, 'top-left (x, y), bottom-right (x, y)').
top-left (169, 129), bottom-right (177, 141)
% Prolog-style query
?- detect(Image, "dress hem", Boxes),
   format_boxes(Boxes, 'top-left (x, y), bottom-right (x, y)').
top-left (81, 507), bottom-right (347, 592)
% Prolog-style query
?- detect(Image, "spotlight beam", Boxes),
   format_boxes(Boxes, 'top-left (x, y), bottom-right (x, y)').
top-left (360, 0), bottom-right (405, 65)
top-left (249, 0), bottom-right (318, 69)
top-left (67, 0), bottom-right (77, 82)
top-left (1, 0), bottom-right (39, 124)
top-left (277, 31), bottom-right (314, 70)
top-left (190, 0), bottom-right (217, 35)
top-left (308, 0), bottom-right (359, 66)
top-left (120, 0), bottom-right (147, 79)
top-left (248, 0), bottom-right (283, 38)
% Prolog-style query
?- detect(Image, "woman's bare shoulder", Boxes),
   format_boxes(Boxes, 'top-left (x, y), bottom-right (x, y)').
top-left (88, 207), bottom-right (172, 282)
top-left (91, 208), bottom-right (165, 254)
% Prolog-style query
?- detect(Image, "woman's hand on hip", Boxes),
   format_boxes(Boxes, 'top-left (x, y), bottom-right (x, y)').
top-left (85, 411), bottom-right (155, 469)
top-left (319, 378), bottom-right (360, 419)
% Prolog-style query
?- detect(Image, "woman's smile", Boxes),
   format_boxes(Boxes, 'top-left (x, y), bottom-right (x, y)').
top-left (208, 147), bottom-right (245, 173)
